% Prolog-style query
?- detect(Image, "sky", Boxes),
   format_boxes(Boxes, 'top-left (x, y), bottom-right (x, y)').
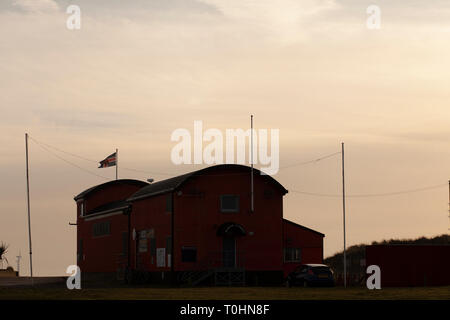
top-left (0, 0), bottom-right (449, 276)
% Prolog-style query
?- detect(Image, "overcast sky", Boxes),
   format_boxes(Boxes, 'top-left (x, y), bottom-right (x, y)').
top-left (1, 0), bottom-right (449, 275)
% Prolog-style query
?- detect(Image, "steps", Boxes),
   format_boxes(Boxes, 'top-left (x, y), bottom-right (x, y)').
top-left (179, 269), bottom-right (215, 287)
top-left (179, 268), bottom-right (246, 287)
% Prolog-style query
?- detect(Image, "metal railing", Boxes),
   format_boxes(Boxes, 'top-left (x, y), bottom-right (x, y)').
top-left (178, 251), bottom-right (246, 286)
top-left (180, 251), bottom-right (246, 271)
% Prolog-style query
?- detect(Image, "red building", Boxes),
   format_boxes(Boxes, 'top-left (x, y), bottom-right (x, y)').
top-left (74, 164), bottom-right (324, 285)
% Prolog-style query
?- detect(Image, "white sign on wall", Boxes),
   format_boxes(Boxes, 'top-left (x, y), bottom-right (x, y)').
top-left (156, 248), bottom-right (166, 267)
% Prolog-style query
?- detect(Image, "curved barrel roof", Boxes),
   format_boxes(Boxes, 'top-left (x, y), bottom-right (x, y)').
top-left (74, 179), bottom-right (148, 201)
top-left (127, 164), bottom-right (288, 202)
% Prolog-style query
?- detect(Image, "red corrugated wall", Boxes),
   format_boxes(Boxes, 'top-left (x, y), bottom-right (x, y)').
top-left (366, 245), bottom-right (450, 287)
top-left (130, 193), bottom-right (172, 272)
top-left (77, 183), bottom-right (143, 273)
top-left (77, 167), bottom-right (325, 277)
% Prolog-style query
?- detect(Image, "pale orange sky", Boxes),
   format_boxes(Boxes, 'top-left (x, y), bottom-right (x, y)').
top-left (0, 0), bottom-right (449, 276)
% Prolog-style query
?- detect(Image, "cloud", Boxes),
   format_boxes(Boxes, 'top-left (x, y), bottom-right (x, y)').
top-left (0, 0), bottom-right (219, 18)
top-left (11, 0), bottom-right (59, 12)
top-left (55, 0), bottom-right (219, 19)
top-left (31, 108), bottom-right (135, 129)
top-left (200, 0), bottom-right (338, 43)
top-left (387, 131), bottom-right (450, 144)
top-left (202, 0), bottom-right (337, 20)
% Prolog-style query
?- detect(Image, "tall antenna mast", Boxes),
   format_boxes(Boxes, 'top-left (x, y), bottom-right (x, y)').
top-left (250, 115), bottom-right (254, 213)
top-left (25, 133), bottom-right (33, 285)
top-left (341, 142), bottom-right (347, 288)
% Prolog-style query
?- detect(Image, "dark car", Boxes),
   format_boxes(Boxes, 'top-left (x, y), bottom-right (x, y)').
top-left (285, 264), bottom-right (335, 287)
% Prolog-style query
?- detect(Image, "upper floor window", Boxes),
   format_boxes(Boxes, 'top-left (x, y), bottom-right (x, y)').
top-left (220, 195), bottom-right (239, 213)
top-left (92, 221), bottom-right (110, 237)
top-left (264, 189), bottom-right (274, 199)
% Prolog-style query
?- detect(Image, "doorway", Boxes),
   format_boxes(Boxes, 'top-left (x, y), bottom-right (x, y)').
top-left (222, 236), bottom-right (236, 267)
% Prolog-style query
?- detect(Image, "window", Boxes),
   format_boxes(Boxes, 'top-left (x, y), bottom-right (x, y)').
top-left (220, 195), bottom-right (239, 213)
top-left (92, 221), bottom-right (110, 237)
top-left (284, 248), bottom-right (301, 263)
top-left (166, 194), bottom-right (172, 213)
top-left (263, 189), bottom-right (274, 199)
top-left (138, 230), bottom-right (148, 253)
top-left (79, 201), bottom-right (85, 217)
top-left (150, 238), bottom-right (156, 256)
top-left (181, 247), bottom-right (197, 262)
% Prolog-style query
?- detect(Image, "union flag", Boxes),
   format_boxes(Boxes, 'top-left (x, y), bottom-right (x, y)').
top-left (98, 152), bottom-right (116, 168)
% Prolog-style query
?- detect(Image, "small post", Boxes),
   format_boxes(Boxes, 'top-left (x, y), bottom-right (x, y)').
top-left (25, 133), bottom-right (33, 285)
top-left (341, 142), bottom-right (347, 288)
top-left (16, 251), bottom-right (22, 276)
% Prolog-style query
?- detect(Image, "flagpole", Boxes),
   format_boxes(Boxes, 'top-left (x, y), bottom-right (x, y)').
top-left (250, 115), bottom-right (254, 213)
top-left (25, 133), bottom-right (33, 286)
top-left (341, 142), bottom-right (347, 288)
top-left (116, 148), bottom-right (118, 180)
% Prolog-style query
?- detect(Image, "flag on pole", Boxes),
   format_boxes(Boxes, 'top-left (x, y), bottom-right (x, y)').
top-left (98, 152), bottom-right (117, 168)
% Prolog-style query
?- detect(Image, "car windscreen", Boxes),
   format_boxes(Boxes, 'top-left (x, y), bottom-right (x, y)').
top-left (311, 267), bottom-right (332, 274)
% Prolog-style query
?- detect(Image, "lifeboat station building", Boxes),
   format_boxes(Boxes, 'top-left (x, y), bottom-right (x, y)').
top-left (74, 164), bottom-right (324, 286)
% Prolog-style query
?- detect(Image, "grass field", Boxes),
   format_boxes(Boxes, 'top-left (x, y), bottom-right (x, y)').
top-left (0, 286), bottom-right (449, 300)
